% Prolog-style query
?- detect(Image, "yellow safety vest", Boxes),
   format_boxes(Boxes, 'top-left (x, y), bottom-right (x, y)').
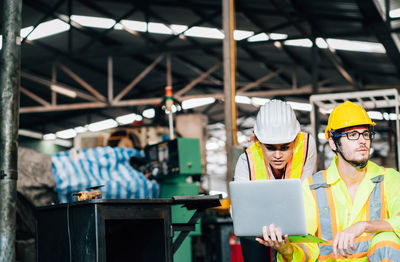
top-left (245, 132), bottom-right (309, 180)
top-left (308, 170), bottom-right (386, 261)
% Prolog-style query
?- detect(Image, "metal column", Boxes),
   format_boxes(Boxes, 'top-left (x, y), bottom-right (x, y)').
top-left (0, 0), bottom-right (22, 261)
top-left (222, 0), bottom-right (238, 190)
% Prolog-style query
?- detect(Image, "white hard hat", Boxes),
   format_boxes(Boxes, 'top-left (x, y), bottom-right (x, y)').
top-left (254, 100), bottom-right (300, 144)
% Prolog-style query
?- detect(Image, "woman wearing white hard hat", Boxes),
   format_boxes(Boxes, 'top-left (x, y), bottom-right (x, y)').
top-left (234, 99), bottom-right (317, 262)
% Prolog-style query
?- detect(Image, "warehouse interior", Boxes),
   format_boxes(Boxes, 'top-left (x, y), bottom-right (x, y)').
top-left (1, 0), bottom-right (400, 261)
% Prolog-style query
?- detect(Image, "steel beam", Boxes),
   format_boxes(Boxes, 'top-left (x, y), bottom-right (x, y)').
top-left (223, 0), bottom-right (238, 189)
top-left (113, 54), bottom-right (165, 102)
top-left (57, 63), bottom-right (106, 101)
top-left (0, 1), bottom-right (22, 261)
top-left (174, 62), bottom-right (222, 98)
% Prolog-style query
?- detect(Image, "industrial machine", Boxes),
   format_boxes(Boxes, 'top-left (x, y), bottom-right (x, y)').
top-left (144, 137), bottom-right (202, 262)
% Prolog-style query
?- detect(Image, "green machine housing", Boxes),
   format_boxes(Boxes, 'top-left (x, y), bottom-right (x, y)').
top-left (144, 137), bottom-right (202, 178)
top-left (144, 137), bottom-right (202, 262)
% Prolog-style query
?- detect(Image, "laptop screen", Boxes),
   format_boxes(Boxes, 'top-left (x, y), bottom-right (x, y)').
top-left (229, 179), bottom-right (307, 237)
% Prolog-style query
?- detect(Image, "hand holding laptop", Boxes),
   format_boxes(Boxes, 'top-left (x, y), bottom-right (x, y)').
top-left (255, 224), bottom-right (294, 260)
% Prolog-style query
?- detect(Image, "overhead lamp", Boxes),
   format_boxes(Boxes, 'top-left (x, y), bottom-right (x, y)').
top-left (43, 133), bottom-right (56, 140)
top-left (390, 8), bottom-right (400, 18)
top-left (116, 20), bottom-right (147, 32)
top-left (18, 129), bottom-right (43, 139)
top-left (116, 113), bottom-right (143, 125)
top-left (367, 111), bottom-right (383, 120)
top-left (74, 126), bottom-right (88, 133)
top-left (184, 26), bottom-right (224, 39)
top-left (148, 22), bottom-right (188, 35)
top-left (56, 128), bottom-right (77, 139)
top-left (53, 139), bottom-right (73, 148)
top-left (287, 101), bottom-right (312, 112)
top-left (182, 97), bottom-right (216, 109)
top-left (284, 39), bottom-right (313, 47)
top-left (235, 95), bottom-right (252, 104)
top-left (70, 15), bottom-right (115, 29)
top-left (88, 119), bottom-right (118, 132)
top-left (247, 33), bottom-right (269, 42)
top-left (326, 38), bottom-right (385, 53)
top-left (251, 97), bottom-right (270, 106)
top-left (234, 30), bottom-right (254, 41)
top-left (50, 84), bottom-right (77, 98)
top-left (26, 19), bottom-right (70, 41)
top-left (143, 108), bottom-right (155, 119)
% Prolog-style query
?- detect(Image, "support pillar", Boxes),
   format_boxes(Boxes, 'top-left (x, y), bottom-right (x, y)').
top-left (0, 0), bottom-right (22, 261)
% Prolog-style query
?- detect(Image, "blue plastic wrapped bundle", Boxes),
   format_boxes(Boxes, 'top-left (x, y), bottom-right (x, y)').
top-left (52, 146), bottom-right (159, 203)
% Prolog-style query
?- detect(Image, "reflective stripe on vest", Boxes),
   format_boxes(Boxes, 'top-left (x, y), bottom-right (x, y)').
top-left (308, 170), bottom-right (385, 260)
top-left (245, 132), bottom-right (309, 180)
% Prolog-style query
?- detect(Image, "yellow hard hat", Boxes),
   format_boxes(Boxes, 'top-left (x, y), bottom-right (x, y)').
top-left (325, 101), bottom-right (376, 140)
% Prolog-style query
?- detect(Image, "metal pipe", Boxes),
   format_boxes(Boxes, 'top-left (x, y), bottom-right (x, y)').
top-left (311, 38), bottom-right (320, 168)
top-left (222, 0), bottom-right (238, 190)
top-left (0, 0), bottom-right (22, 261)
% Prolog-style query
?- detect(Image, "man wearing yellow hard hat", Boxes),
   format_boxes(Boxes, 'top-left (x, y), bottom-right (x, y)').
top-left (256, 101), bottom-right (400, 261)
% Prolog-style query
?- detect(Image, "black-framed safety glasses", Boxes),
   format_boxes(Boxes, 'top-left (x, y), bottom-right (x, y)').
top-left (335, 130), bottom-right (375, 140)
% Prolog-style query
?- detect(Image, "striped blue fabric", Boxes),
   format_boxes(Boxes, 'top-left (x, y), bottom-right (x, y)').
top-left (52, 147), bottom-right (159, 203)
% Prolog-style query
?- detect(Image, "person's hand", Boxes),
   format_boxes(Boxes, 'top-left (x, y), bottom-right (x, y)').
top-left (332, 222), bottom-right (366, 258)
top-left (255, 224), bottom-right (293, 259)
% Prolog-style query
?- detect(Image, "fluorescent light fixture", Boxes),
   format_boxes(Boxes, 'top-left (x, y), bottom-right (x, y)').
top-left (147, 22), bottom-right (188, 35)
top-left (326, 38), bottom-right (386, 53)
top-left (284, 38), bottom-right (313, 47)
top-left (251, 97), bottom-right (269, 106)
top-left (184, 26), bottom-right (224, 39)
top-left (316, 38), bottom-right (328, 48)
top-left (0, 35), bottom-right (2, 50)
top-left (88, 119), bottom-right (118, 132)
top-left (143, 108), bottom-right (155, 119)
top-left (235, 95), bottom-right (252, 104)
top-left (53, 139), bottom-right (73, 148)
top-left (74, 126), bottom-right (88, 133)
top-left (27, 19), bottom-right (70, 41)
top-left (148, 22), bottom-right (174, 35)
top-left (51, 84), bottom-right (77, 98)
top-left (234, 30), bottom-right (254, 41)
top-left (389, 113), bottom-right (400, 120)
top-left (170, 24), bottom-right (188, 35)
top-left (367, 111), bottom-right (383, 120)
top-left (70, 15), bottom-right (116, 29)
top-left (247, 33), bottom-right (269, 42)
top-left (116, 20), bottom-right (147, 32)
top-left (43, 133), bottom-right (56, 140)
top-left (56, 128), bottom-right (77, 139)
top-left (182, 97), bottom-right (216, 109)
top-left (116, 113), bottom-right (143, 125)
top-left (390, 8), bottom-right (400, 18)
top-left (20, 26), bottom-right (34, 39)
top-left (287, 101), bottom-right (312, 112)
top-left (269, 33), bottom-right (288, 40)
top-left (19, 129), bottom-right (43, 139)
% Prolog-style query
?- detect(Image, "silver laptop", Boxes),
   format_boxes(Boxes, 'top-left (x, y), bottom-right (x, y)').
top-left (229, 179), bottom-right (326, 243)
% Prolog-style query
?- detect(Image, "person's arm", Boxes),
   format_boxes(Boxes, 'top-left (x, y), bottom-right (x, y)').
top-left (332, 220), bottom-right (392, 257)
top-left (332, 168), bottom-right (400, 258)
top-left (255, 225), bottom-right (294, 261)
top-left (300, 134), bottom-right (317, 181)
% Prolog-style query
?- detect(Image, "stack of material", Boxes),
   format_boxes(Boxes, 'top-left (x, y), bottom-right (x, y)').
top-left (51, 146), bottom-right (159, 203)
